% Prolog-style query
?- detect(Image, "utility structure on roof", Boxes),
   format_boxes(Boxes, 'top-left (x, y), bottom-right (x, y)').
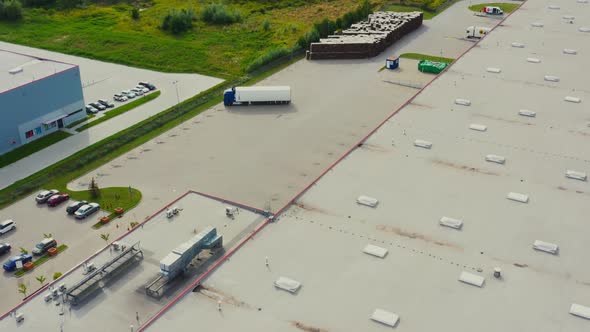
top-left (0, 49), bottom-right (85, 155)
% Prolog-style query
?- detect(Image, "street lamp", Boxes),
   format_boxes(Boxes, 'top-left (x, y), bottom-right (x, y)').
top-left (172, 80), bottom-right (180, 104)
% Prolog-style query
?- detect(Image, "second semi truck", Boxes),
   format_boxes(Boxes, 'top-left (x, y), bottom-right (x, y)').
top-left (223, 86), bottom-right (291, 106)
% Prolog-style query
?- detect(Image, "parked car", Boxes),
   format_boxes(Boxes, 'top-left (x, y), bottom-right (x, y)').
top-left (138, 82), bottom-right (156, 91)
top-left (75, 202), bottom-right (100, 219)
top-left (66, 200), bottom-right (88, 215)
top-left (122, 90), bottom-right (136, 99)
top-left (89, 102), bottom-right (106, 111)
top-left (32, 238), bottom-right (57, 256)
top-left (114, 93), bottom-right (128, 102)
top-left (3, 254), bottom-right (32, 271)
top-left (135, 85), bottom-right (149, 94)
top-left (131, 88), bottom-right (144, 96)
top-left (86, 105), bottom-right (99, 114)
top-left (47, 193), bottom-right (70, 207)
top-left (0, 243), bottom-right (10, 255)
top-left (0, 220), bottom-right (15, 235)
top-left (98, 99), bottom-right (115, 108)
top-left (35, 189), bottom-right (59, 203)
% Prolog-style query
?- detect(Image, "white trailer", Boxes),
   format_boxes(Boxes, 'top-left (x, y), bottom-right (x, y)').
top-left (466, 26), bottom-right (491, 39)
top-left (224, 86), bottom-right (291, 106)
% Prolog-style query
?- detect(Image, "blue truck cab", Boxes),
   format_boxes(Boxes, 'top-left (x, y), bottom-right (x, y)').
top-left (223, 88), bottom-right (236, 106)
top-left (3, 254), bottom-right (32, 272)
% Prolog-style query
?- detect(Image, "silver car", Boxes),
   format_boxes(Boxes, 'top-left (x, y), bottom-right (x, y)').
top-left (122, 90), bottom-right (136, 99)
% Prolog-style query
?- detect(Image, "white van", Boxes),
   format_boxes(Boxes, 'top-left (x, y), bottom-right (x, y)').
top-left (466, 26), bottom-right (491, 39)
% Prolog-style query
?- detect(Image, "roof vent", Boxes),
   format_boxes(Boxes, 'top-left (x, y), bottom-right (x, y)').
top-left (363, 244), bottom-right (388, 258)
top-left (565, 170), bottom-right (587, 181)
top-left (414, 139), bottom-right (432, 149)
top-left (548, 5), bottom-right (560, 9)
top-left (580, 27), bottom-right (590, 32)
top-left (440, 216), bottom-right (463, 230)
top-left (577, 0), bottom-right (588, 3)
top-left (511, 42), bottom-right (525, 48)
top-left (531, 22), bottom-right (544, 27)
top-left (459, 271), bottom-right (485, 287)
top-left (370, 309), bottom-right (399, 327)
top-left (527, 57), bottom-right (541, 63)
top-left (563, 49), bottom-right (578, 55)
top-left (455, 98), bottom-right (471, 106)
top-left (544, 75), bottom-right (560, 82)
top-left (564, 96), bottom-right (581, 103)
top-left (563, 15), bottom-right (575, 20)
top-left (570, 303), bottom-right (590, 320)
top-left (8, 67), bottom-right (23, 75)
top-left (486, 67), bottom-right (501, 73)
top-left (486, 154), bottom-right (506, 164)
top-left (469, 124), bottom-right (487, 132)
top-left (519, 110), bottom-right (536, 117)
top-left (533, 240), bottom-right (558, 254)
top-left (507, 192), bottom-right (529, 203)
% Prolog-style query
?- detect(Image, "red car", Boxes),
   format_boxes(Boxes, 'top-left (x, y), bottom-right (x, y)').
top-left (47, 193), bottom-right (70, 207)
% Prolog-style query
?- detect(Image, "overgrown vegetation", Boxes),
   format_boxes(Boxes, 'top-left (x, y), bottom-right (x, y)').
top-left (161, 8), bottom-right (196, 34)
top-left (0, 0), bottom-right (22, 21)
top-left (0, 130), bottom-right (72, 168)
top-left (201, 2), bottom-right (241, 25)
top-left (246, 47), bottom-right (293, 73)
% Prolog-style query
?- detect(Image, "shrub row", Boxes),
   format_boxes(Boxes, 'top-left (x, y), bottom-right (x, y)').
top-left (161, 8), bottom-right (195, 34)
top-left (0, 0), bottom-right (23, 20)
top-left (201, 2), bottom-right (241, 25)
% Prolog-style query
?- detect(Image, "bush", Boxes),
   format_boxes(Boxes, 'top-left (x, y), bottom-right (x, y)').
top-left (21, 0), bottom-right (53, 7)
top-left (296, 28), bottom-right (320, 50)
top-left (131, 6), bottom-right (139, 20)
top-left (161, 8), bottom-right (195, 34)
top-left (0, 0), bottom-right (23, 20)
top-left (261, 19), bottom-right (270, 31)
top-left (53, 272), bottom-right (63, 280)
top-left (246, 47), bottom-right (292, 73)
top-left (56, 0), bottom-right (78, 9)
top-left (201, 3), bottom-right (241, 25)
top-left (421, 0), bottom-right (446, 11)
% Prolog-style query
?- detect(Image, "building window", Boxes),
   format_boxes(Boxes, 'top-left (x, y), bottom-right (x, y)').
top-left (25, 130), bottom-right (34, 139)
top-left (35, 127), bottom-right (42, 135)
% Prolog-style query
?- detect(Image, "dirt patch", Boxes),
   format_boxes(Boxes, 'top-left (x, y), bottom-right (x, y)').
top-left (291, 321), bottom-right (328, 332)
top-left (294, 201), bottom-right (332, 216)
top-left (197, 285), bottom-right (252, 309)
top-left (376, 224), bottom-right (462, 250)
top-left (431, 159), bottom-right (499, 176)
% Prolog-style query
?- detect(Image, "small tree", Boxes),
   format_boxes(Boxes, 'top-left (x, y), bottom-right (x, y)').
top-left (53, 272), bottom-right (63, 280)
top-left (89, 177), bottom-right (100, 198)
top-left (131, 6), bottom-right (139, 20)
top-left (17, 283), bottom-right (27, 299)
top-left (100, 233), bottom-right (110, 245)
top-left (43, 233), bottom-right (52, 239)
top-left (20, 247), bottom-right (28, 254)
top-left (35, 275), bottom-right (46, 286)
top-left (0, 0), bottom-right (23, 21)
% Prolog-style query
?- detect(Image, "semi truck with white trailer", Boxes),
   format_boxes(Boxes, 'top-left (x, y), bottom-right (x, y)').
top-left (223, 86), bottom-right (291, 106)
top-left (466, 26), bottom-right (491, 39)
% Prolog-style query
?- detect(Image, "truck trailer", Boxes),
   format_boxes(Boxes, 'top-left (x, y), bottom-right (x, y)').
top-left (466, 26), bottom-right (491, 39)
top-left (224, 86), bottom-right (291, 106)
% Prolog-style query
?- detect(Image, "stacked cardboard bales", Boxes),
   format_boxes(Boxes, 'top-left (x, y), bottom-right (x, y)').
top-left (308, 11), bottom-right (423, 60)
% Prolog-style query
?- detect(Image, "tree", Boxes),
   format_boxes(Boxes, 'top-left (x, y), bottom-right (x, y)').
top-left (0, 0), bottom-right (23, 21)
top-left (53, 272), bottom-right (63, 280)
top-left (17, 283), bottom-right (27, 299)
top-left (89, 177), bottom-right (100, 198)
top-left (43, 233), bottom-right (52, 239)
top-left (35, 275), bottom-right (46, 286)
top-left (131, 6), bottom-right (139, 20)
top-left (100, 233), bottom-right (110, 245)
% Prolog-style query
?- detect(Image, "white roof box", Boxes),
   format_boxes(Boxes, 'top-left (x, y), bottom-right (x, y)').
top-left (564, 96), bottom-right (581, 103)
top-left (547, 5), bottom-right (560, 9)
top-left (531, 22), bottom-right (544, 27)
top-left (357, 195), bottom-right (378, 207)
top-left (459, 271), bottom-right (485, 287)
top-left (370, 309), bottom-right (399, 327)
top-left (363, 244), bottom-right (388, 258)
top-left (469, 124), bottom-right (487, 132)
top-left (486, 67), bottom-right (501, 73)
top-left (511, 42), bottom-right (525, 48)
top-left (455, 98), bottom-right (471, 106)
top-left (565, 170), bottom-right (587, 181)
top-left (507, 192), bottom-right (529, 203)
top-left (519, 110), bottom-right (536, 117)
top-left (544, 75), bottom-right (560, 82)
top-left (526, 57), bottom-right (541, 63)
top-left (486, 154), bottom-right (506, 164)
top-left (414, 139), bottom-right (432, 149)
top-left (439, 216), bottom-right (463, 230)
top-left (563, 49), bottom-right (578, 55)
top-left (579, 27), bottom-right (590, 32)
top-left (533, 240), bottom-right (558, 254)
top-left (8, 67), bottom-right (23, 75)
top-left (274, 276), bottom-right (301, 293)
top-left (570, 303), bottom-right (590, 320)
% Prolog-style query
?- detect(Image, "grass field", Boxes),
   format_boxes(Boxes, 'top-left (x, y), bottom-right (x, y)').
top-left (400, 52), bottom-right (454, 63)
top-left (0, 131), bottom-right (72, 168)
top-left (76, 91), bottom-right (161, 132)
top-left (468, 3), bottom-right (519, 13)
top-left (0, 0), bottom-right (372, 78)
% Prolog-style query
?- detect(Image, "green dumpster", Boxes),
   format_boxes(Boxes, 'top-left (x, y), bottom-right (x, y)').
top-left (417, 60), bottom-right (449, 74)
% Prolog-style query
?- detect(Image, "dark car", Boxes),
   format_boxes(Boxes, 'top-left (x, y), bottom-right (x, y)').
top-left (0, 243), bottom-right (11, 256)
top-left (47, 193), bottom-right (70, 207)
top-left (98, 99), bottom-right (115, 108)
top-left (138, 81), bottom-right (156, 91)
top-left (32, 238), bottom-right (57, 256)
top-left (3, 254), bottom-right (32, 271)
top-left (89, 102), bottom-right (106, 111)
top-left (66, 200), bottom-right (88, 215)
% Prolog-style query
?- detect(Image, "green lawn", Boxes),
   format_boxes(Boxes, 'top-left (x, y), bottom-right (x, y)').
top-left (0, 131), bottom-right (72, 168)
top-left (76, 91), bottom-right (161, 132)
top-left (0, 0), bottom-right (368, 78)
top-left (400, 53), bottom-right (455, 63)
top-left (468, 3), bottom-right (520, 13)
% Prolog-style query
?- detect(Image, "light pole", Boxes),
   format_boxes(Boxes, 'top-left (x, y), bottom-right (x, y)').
top-left (172, 80), bottom-right (180, 104)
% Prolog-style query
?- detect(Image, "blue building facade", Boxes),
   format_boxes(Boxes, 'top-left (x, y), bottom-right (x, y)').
top-left (0, 66), bottom-right (85, 155)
